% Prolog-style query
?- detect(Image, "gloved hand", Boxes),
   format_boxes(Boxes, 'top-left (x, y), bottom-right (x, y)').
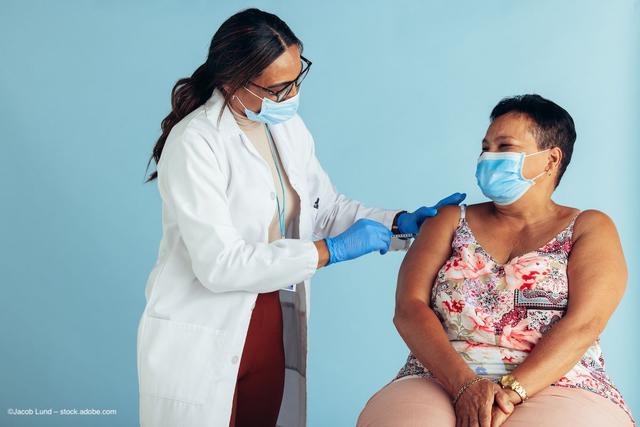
top-left (397, 192), bottom-right (467, 235)
top-left (324, 218), bottom-right (393, 265)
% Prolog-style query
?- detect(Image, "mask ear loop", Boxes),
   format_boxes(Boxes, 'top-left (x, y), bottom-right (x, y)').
top-left (524, 148), bottom-right (552, 158)
top-left (229, 85), bottom-right (265, 113)
top-left (525, 149), bottom-right (553, 183)
top-left (232, 93), bottom-right (260, 117)
top-left (232, 94), bottom-right (248, 110)
top-left (243, 85), bottom-right (264, 100)
top-left (530, 170), bottom-right (548, 182)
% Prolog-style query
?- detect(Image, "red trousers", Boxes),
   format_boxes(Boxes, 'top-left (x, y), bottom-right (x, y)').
top-left (228, 291), bottom-right (285, 427)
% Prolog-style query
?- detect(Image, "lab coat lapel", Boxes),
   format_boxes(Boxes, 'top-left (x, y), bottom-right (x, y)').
top-left (268, 123), bottom-right (306, 221)
top-left (206, 90), bottom-right (310, 427)
top-left (269, 122), bottom-right (310, 427)
top-left (206, 90), bottom-right (267, 164)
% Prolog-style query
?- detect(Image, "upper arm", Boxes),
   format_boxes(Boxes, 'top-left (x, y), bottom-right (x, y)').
top-left (566, 210), bottom-right (628, 331)
top-left (159, 128), bottom-right (238, 242)
top-left (158, 127), bottom-right (319, 293)
top-left (395, 204), bottom-right (460, 315)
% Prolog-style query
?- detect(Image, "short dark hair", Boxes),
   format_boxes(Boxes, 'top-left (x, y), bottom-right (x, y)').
top-left (490, 94), bottom-right (576, 187)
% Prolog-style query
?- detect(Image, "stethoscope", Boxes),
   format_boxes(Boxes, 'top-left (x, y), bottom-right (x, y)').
top-left (264, 124), bottom-right (287, 241)
top-left (264, 124), bottom-right (299, 292)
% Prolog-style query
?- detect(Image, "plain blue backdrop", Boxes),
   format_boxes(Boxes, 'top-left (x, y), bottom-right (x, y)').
top-left (1, 1), bottom-right (638, 426)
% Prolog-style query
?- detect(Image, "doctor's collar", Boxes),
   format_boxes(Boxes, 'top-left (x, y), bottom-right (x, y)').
top-left (204, 88), bottom-right (244, 137)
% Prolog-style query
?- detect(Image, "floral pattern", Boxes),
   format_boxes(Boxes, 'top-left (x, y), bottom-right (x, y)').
top-left (395, 204), bottom-right (634, 424)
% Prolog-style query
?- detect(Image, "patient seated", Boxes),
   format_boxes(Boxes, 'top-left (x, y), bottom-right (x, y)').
top-left (358, 94), bottom-right (634, 427)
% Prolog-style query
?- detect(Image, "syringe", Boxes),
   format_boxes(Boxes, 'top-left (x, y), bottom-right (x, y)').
top-left (392, 233), bottom-right (416, 239)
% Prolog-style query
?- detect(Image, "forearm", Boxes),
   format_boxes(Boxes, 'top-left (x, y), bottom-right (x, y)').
top-left (189, 238), bottom-right (319, 293)
top-left (394, 301), bottom-right (476, 396)
top-left (314, 193), bottom-right (399, 238)
top-left (314, 239), bottom-right (330, 268)
top-left (509, 314), bottom-right (601, 398)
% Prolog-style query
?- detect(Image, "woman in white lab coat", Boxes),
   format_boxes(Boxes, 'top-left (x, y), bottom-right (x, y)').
top-left (137, 8), bottom-right (465, 427)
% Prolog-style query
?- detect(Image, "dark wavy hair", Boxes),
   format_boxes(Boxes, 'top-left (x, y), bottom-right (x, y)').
top-left (144, 8), bottom-right (302, 182)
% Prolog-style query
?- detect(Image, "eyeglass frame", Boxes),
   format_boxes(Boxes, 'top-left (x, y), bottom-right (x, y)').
top-left (245, 55), bottom-right (312, 102)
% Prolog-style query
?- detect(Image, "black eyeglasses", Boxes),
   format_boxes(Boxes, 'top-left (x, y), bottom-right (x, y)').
top-left (247, 55), bottom-right (312, 102)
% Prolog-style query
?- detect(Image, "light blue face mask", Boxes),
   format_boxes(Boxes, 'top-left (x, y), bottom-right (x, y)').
top-left (234, 86), bottom-right (300, 125)
top-left (475, 149), bottom-right (550, 205)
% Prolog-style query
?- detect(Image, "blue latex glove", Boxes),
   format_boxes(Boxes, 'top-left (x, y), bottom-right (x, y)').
top-left (324, 218), bottom-right (393, 265)
top-left (397, 192), bottom-right (467, 235)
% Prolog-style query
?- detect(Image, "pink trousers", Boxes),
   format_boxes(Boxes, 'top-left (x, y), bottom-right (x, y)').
top-left (357, 377), bottom-right (633, 427)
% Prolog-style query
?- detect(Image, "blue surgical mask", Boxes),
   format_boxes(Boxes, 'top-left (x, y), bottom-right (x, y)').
top-left (475, 149), bottom-right (550, 205)
top-left (234, 86), bottom-right (300, 125)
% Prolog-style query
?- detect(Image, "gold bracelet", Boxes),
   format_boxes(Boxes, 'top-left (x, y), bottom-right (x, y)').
top-left (452, 377), bottom-right (489, 406)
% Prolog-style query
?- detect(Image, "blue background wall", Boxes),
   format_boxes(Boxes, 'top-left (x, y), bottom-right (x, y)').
top-left (1, 1), bottom-right (638, 425)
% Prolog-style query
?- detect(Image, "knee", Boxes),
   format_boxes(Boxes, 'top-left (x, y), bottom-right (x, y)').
top-left (357, 378), bottom-right (456, 427)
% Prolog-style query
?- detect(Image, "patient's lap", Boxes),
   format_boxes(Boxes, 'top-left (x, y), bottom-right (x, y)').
top-left (357, 377), bottom-right (632, 427)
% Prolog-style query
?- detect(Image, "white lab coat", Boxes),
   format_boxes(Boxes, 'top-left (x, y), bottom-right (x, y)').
top-left (136, 88), bottom-right (412, 427)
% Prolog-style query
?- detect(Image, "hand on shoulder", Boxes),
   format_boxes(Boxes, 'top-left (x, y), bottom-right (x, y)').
top-left (421, 204), bottom-right (463, 228)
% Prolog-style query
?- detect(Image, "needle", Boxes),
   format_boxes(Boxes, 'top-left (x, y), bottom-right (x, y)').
top-left (392, 233), bottom-right (416, 239)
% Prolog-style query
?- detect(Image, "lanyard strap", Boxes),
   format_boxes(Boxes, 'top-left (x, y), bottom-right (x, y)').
top-left (265, 125), bottom-right (286, 239)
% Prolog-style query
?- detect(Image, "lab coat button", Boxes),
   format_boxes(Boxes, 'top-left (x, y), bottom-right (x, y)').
top-left (270, 192), bottom-right (276, 200)
top-left (231, 355), bottom-right (239, 364)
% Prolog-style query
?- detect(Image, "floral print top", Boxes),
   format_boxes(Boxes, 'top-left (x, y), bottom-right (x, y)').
top-left (395, 204), bottom-right (634, 424)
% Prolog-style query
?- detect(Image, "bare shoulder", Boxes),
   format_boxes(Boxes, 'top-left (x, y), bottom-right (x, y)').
top-left (574, 209), bottom-right (615, 226)
top-left (567, 208), bottom-right (627, 293)
top-left (400, 204), bottom-right (461, 290)
top-left (436, 203), bottom-right (465, 221)
top-left (464, 202), bottom-right (493, 220)
top-left (573, 209), bottom-right (619, 241)
top-left (418, 204), bottom-right (463, 236)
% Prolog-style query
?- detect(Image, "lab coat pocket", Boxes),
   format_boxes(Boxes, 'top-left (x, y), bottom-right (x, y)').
top-left (138, 315), bottom-right (226, 405)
